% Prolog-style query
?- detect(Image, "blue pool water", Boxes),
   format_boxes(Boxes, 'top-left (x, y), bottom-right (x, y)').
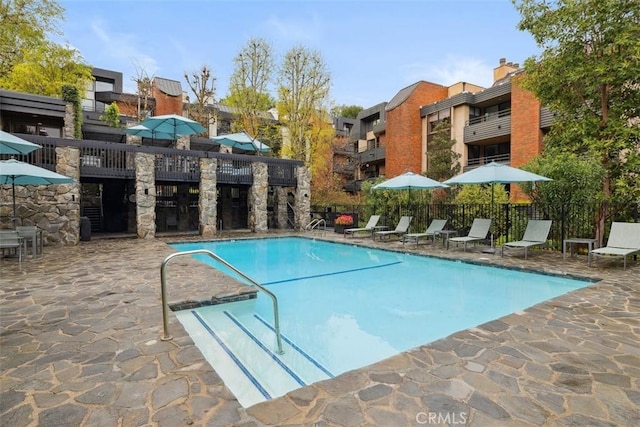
top-left (171, 237), bottom-right (591, 406)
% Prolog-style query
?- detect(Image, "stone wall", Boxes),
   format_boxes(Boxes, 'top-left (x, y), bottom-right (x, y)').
top-left (0, 147), bottom-right (80, 245)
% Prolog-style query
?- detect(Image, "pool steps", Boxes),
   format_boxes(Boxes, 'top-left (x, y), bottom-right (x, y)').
top-left (176, 299), bottom-right (332, 407)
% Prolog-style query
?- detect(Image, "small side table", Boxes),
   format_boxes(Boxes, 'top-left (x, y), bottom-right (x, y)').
top-left (563, 237), bottom-right (598, 263)
top-left (438, 230), bottom-right (458, 248)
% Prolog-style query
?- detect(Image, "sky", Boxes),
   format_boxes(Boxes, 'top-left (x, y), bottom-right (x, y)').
top-left (57, 0), bottom-right (541, 108)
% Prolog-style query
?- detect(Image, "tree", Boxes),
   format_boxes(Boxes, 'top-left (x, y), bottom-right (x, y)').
top-left (226, 38), bottom-right (276, 137)
top-left (0, 0), bottom-right (63, 77)
top-left (129, 61), bottom-right (154, 122)
top-left (0, 41), bottom-right (93, 98)
top-left (184, 65), bottom-right (216, 136)
top-left (425, 121), bottom-right (461, 182)
top-left (513, 0), bottom-right (640, 209)
top-left (332, 105), bottom-right (363, 119)
top-left (100, 103), bottom-right (122, 128)
top-left (277, 45), bottom-right (332, 164)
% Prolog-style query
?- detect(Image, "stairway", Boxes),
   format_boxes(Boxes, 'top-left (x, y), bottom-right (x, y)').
top-left (175, 300), bottom-right (333, 407)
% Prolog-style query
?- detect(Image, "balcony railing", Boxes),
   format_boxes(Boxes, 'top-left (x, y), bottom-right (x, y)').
top-left (464, 153), bottom-right (511, 171)
top-left (8, 134), bottom-right (302, 187)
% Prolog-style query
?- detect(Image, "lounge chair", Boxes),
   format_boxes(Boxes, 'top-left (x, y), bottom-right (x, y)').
top-left (589, 222), bottom-right (640, 270)
top-left (374, 216), bottom-right (412, 241)
top-left (448, 218), bottom-right (492, 252)
top-left (402, 219), bottom-right (447, 246)
top-left (344, 215), bottom-right (381, 237)
top-left (501, 220), bottom-right (552, 259)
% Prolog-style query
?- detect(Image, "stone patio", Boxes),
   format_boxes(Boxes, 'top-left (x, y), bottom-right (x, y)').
top-left (1, 231), bottom-right (639, 426)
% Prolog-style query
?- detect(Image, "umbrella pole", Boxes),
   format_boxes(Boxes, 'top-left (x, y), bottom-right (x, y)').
top-left (483, 183), bottom-right (496, 254)
top-left (12, 181), bottom-right (16, 229)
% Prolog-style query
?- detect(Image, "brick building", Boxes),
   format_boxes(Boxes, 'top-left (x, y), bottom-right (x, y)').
top-left (347, 58), bottom-right (550, 201)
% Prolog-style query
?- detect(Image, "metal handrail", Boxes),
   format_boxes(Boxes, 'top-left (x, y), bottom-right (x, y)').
top-left (160, 249), bottom-right (284, 354)
top-left (305, 218), bottom-right (326, 234)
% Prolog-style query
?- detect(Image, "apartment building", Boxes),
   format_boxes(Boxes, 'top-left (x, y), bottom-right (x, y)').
top-left (347, 58), bottom-right (550, 201)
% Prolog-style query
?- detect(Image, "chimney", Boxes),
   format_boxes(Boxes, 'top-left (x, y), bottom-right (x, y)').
top-left (494, 58), bottom-right (519, 82)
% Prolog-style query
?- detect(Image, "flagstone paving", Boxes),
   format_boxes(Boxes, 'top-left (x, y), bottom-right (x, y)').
top-left (1, 231), bottom-right (639, 426)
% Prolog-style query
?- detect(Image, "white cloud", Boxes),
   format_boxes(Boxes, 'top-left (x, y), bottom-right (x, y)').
top-left (88, 19), bottom-right (159, 92)
top-left (262, 12), bottom-right (323, 45)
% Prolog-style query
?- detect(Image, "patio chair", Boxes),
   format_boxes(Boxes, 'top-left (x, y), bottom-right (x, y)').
top-left (501, 220), bottom-right (552, 259)
top-left (448, 218), bottom-right (492, 252)
top-left (344, 215), bottom-right (381, 237)
top-left (374, 216), bottom-right (412, 241)
top-left (589, 222), bottom-right (640, 270)
top-left (0, 230), bottom-right (26, 266)
top-left (402, 219), bottom-right (447, 246)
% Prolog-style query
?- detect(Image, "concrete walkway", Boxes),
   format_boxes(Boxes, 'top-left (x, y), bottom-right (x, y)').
top-left (1, 232), bottom-right (638, 426)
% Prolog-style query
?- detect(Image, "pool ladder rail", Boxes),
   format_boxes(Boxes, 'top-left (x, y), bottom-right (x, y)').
top-left (160, 250), bottom-right (284, 354)
top-left (305, 218), bottom-right (326, 236)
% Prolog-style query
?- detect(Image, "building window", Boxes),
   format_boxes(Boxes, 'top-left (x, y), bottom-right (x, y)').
top-left (95, 80), bottom-right (115, 92)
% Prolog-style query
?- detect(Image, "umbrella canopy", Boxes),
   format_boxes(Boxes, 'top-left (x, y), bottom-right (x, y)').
top-left (139, 114), bottom-right (205, 140)
top-left (372, 172), bottom-right (448, 190)
top-left (124, 124), bottom-right (177, 140)
top-left (0, 131), bottom-right (41, 155)
top-left (210, 131), bottom-right (271, 153)
top-left (443, 161), bottom-right (552, 250)
top-left (372, 172), bottom-right (449, 215)
top-left (0, 159), bottom-right (75, 228)
top-left (443, 161), bottom-right (552, 186)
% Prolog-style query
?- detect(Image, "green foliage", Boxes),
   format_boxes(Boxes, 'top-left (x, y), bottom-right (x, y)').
top-left (361, 177), bottom-right (433, 214)
top-left (0, 41), bottom-right (93, 98)
top-left (99, 103), bottom-right (122, 128)
top-left (277, 45), bottom-right (331, 164)
top-left (520, 150), bottom-right (604, 207)
top-left (453, 184), bottom-right (509, 205)
top-left (425, 121), bottom-right (461, 202)
top-left (0, 0), bottom-right (63, 76)
top-left (513, 0), bottom-right (640, 204)
top-left (226, 38), bottom-right (276, 140)
top-left (334, 105), bottom-right (363, 119)
top-left (61, 85), bottom-right (82, 139)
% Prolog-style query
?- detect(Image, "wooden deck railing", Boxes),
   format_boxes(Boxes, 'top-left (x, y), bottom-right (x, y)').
top-left (4, 134), bottom-right (302, 187)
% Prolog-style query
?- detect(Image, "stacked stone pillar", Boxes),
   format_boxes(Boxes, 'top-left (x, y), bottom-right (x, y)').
top-left (199, 158), bottom-right (217, 237)
top-left (249, 162), bottom-right (268, 232)
top-left (135, 152), bottom-right (156, 238)
top-left (276, 187), bottom-right (290, 229)
top-left (294, 166), bottom-right (311, 230)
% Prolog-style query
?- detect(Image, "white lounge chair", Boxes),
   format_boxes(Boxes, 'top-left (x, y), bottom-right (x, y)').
top-left (448, 218), bottom-right (492, 252)
top-left (403, 219), bottom-right (447, 246)
top-left (501, 220), bottom-right (552, 259)
top-left (374, 216), bottom-right (412, 241)
top-left (344, 215), bottom-right (381, 237)
top-left (589, 222), bottom-right (640, 270)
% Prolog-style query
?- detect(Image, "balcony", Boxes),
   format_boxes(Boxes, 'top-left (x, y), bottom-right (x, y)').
top-left (356, 146), bottom-right (386, 164)
top-left (464, 153), bottom-right (511, 172)
top-left (464, 109), bottom-right (511, 143)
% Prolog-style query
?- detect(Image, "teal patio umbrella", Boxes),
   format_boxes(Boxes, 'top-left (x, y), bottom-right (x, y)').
top-left (124, 124), bottom-right (177, 140)
top-left (210, 131), bottom-right (271, 154)
top-left (139, 114), bottom-right (206, 140)
top-left (443, 161), bottom-right (552, 249)
top-left (0, 159), bottom-right (75, 228)
top-left (0, 131), bottom-right (41, 155)
top-left (372, 171), bottom-right (448, 215)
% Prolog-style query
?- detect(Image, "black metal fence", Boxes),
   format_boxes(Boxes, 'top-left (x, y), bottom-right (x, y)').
top-left (313, 202), bottom-right (639, 250)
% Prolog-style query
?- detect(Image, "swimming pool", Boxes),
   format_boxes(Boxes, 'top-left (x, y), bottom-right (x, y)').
top-left (171, 237), bottom-right (591, 407)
